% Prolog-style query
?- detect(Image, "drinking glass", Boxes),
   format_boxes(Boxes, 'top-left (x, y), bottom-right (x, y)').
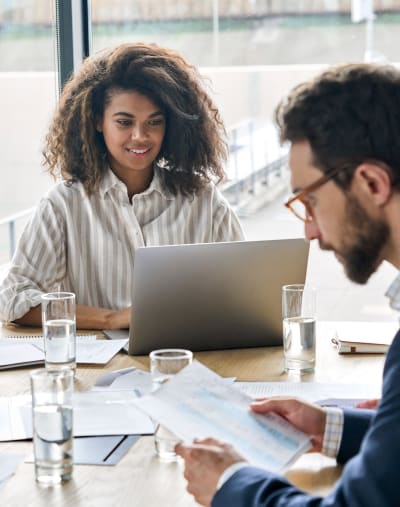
top-left (149, 348), bottom-right (193, 460)
top-left (30, 368), bottom-right (74, 484)
top-left (41, 292), bottom-right (76, 371)
top-left (282, 284), bottom-right (316, 373)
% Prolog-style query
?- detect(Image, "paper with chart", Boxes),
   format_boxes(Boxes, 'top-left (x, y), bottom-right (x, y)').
top-left (134, 361), bottom-right (311, 472)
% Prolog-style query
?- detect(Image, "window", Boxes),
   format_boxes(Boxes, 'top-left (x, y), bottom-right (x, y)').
top-left (3, 1), bottom-right (400, 253)
top-left (89, 0), bottom-right (399, 239)
top-left (0, 0), bottom-right (57, 263)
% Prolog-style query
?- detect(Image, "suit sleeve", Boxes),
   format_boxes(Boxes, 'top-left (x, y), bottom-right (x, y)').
top-left (213, 331), bottom-right (400, 507)
top-left (336, 408), bottom-right (374, 463)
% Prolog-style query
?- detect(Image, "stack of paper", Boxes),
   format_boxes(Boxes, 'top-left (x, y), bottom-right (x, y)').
top-left (0, 391), bottom-right (154, 441)
top-left (0, 336), bottom-right (128, 369)
top-left (25, 435), bottom-right (140, 466)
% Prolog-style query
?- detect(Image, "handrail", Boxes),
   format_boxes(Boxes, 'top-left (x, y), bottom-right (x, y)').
top-left (224, 118), bottom-right (288, 209)
top-left (0, 207), bottom-right (36, 259)
top-left (0, 207), bottom-right (36, 227)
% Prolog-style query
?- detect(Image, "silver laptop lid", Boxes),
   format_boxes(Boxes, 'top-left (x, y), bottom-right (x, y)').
top-left (128, 238), bottom-right (309, 355)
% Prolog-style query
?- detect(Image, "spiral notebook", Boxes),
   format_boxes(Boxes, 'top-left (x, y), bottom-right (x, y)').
top-left (0, 335), bottom-right (128, 369)
top-left (0, 341), bottom-right (44, 369)
top-left (330, 321), bottom-right (398, 354)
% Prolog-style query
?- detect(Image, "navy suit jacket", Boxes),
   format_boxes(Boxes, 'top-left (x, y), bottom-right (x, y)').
top-left (213, 330), bottom-right (400, 507)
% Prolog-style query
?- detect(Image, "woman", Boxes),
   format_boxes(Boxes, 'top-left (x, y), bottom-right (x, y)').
top-left (0, 43), bottom-right (244, 329)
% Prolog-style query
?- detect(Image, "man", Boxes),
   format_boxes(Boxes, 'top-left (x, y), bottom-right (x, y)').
top-left (175, 63), bottom-right (400, 506)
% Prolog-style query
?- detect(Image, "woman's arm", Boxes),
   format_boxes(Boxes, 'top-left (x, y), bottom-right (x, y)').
top-left (14, 304), bottom-right (131, 330)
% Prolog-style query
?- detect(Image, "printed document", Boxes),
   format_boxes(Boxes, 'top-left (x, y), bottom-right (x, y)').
top-left (0, 454), bottom-right (24, 490)
top-left (235, 381), bottom-right (382, 402)
top-left (0, 391), bottom-right (154, 441)
top-left (0, 336), bottom-right (128, 368)
top-left (92, 367), bottom-right (152, 395)
top-left (135, 361), bottom-right (311, 472)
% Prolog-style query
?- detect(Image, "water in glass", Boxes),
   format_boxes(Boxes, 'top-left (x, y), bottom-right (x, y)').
top-left (33, 404), bottom-right (73, 484)
top-left (43, 318), bottom-right (76, 370)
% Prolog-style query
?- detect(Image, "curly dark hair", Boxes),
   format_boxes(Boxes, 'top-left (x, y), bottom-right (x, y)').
top-left (43, 42), bottom-right (228, 196)
top-left (275, 63), bottom-right (400, 190)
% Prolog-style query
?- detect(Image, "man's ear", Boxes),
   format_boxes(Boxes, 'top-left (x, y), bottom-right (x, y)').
top-left (351, 162), bottom-right (392, 206)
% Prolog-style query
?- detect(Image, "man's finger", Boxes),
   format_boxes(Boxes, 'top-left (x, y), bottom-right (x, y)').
top-left (175, 442), bottom-right (191, 458)
top-left (251, 397), bottom-right (293, 414)
top-left (355, 398), bottom-right (379, 409)
top-left (194, 436), bottom-right (224, 447)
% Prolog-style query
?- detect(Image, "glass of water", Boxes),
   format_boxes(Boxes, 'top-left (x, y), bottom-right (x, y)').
top-left (30, 368), bottom-right (74, 484)
top-left (42, 292), bottom-right (76, 371)
top-left (149, 348), bottom-right (193, 461)
top-left (282, 284), bottom-right (316, 373)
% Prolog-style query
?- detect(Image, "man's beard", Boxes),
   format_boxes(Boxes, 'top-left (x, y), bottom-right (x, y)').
top-left (319, 196), bottom-right (389, 284)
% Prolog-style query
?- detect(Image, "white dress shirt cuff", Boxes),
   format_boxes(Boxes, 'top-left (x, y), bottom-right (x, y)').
top-left (322, 407), bottom-right (344, 458)
top-left (217, 462), bottom-right (249, 490)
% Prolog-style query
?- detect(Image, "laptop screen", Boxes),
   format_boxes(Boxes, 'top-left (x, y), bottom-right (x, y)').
top-left (128, 238), bottom-right (309, 355)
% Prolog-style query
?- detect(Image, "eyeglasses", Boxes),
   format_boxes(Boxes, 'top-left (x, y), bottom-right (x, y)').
top-left (284, 166), bottom-right (346, 223)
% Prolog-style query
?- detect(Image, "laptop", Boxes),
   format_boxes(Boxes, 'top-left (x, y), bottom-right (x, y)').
top-left (103, 238), bottom-right (310, 355)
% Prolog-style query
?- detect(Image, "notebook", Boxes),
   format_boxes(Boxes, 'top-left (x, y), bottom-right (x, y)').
top-left (330, 321), bottom-right (398, 354)
top-left (103, 238), bottom-right (310, 355)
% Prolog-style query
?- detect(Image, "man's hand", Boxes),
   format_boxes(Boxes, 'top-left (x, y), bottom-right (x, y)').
top-left (175, 437), bottom-right (246, 506)
top-left (355, 398), bottom-right (380, 409)
top-left (251, 397), bottom-right (327, 453)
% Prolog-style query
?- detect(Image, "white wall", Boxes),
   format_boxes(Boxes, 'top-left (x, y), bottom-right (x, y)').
top-left (202, 64), bottom-right (327, 127)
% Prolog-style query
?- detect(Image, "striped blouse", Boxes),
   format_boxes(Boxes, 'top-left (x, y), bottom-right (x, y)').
top-left (0, 167), bottom-right (244, 322)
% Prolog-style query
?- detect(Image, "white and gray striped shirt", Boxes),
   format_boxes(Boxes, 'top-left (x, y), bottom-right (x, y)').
top-left (0, 167), bottom-right (244, 322)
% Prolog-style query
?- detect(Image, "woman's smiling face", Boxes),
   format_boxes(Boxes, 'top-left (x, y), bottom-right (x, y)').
top-left (97, 89), bottom-right (166, 189)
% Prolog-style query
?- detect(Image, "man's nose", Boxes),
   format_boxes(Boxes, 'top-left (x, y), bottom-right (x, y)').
top-left (304, 218), bottom-right (321, 241)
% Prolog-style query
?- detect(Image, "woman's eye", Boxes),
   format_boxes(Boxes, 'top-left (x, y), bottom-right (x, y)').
top-left (149, 118), bottom-right (164, 126)
top-left (116, 120), bottom-right (131, 127)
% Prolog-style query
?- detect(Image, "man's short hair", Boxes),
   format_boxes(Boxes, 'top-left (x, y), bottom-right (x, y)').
top-left (275, 63), bottom-right (400, 189)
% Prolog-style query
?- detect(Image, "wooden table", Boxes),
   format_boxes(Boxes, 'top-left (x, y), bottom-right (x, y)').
top-left (0, 323), bottom-right (386, 506)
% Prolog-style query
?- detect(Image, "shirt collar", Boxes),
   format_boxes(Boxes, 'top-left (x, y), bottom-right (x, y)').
top-left (98, 165), bottom-right (175, 201)
top-left (385, 271), bottom-right (400, 311)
